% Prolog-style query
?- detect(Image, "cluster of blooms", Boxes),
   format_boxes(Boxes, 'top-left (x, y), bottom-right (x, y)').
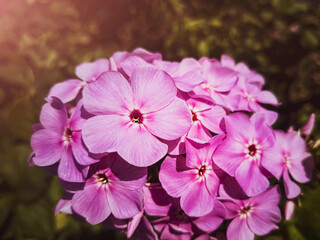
top-left (29, 48), bottom-right (315, 240)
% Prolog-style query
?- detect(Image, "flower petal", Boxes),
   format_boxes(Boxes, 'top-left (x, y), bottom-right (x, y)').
top-left (144, 185), bottom-right (172, 217)
top-left (71, 132), bottom-right (99, 166)
top-left (248, 186), bottom-right (281, 208)
top-left (185, 138), bottom-right (211, 168)
top-left (143, 98), bottom-right (191, 140)
top-left (261, 149), bottom-right (284, 180)
top-left (83, 71), bottom-right (133, 115)
top-left (118, 55), bottom-right (149, 77)
top-left (207, 65), bottom-right (238, 92)
top-left (225, 113), bottom-right (254, 143)
top-left (47, 79), bottom-right (83, 103)
top-left (127, 211), bottom-right (143, 237)
top-left (247, 188), bottom-right (281, 235)
top-left (180, 179), bottom-right (214, 217)
top-left (72, 185), bottom-right (111, 225)
top-left (82, 115), bottom-right (128, 154)
top-left (174, 70), bottom-right (203, 92)
top-left (227, 217), bottom-right (254, 240)
top-left (75, 59), bottom-right (109, 82)
top-left (116, 123), bottom-right (167, 167)
top-left (40, 98), bottom-right (67, 133)
top-left (213, 139), bottom-right (244, 176)
top-left (58, 147), bottom-right (86, 182)
top-left (283, 169), bottom-right (301, 199)
top-left (31, 129), bottom-right (63, 166)
top-left (130, 66), bottom-right (177, 113)
top-left (187, 121), bottom-right (212, 142)
top-left (255, 90), bottom-right (279, 106)
top-left (69, 100), bottom-right (87, 131)
top-left (235, 160), bottom-right (269, 197)
top-left (197, 106), bottom-right (226, 134)
top-left (109, 154), bottom-right (147, 190)
top-left (159, 155), bottom-right (195, 198)
top-left (107, 185), bottom-right (142, 219)
top-left (55, 192), bottom-right (73, 215)
top-left (290, 153), bottom-right (313, 183)
top-left (193, 200), bottom-right (226, 232)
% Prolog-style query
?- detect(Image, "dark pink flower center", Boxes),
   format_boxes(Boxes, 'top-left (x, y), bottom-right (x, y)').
top-left (248, 144), bottom-right (257, 156)
top-left (191, 110), bottom-right (198, 122)
top-left (240, 205), bottom-right (252, 215)
top-left (63, 128), bottom-right (73, 143)
top-left (130, 110), bottom-right (143, 124)
top-left (97, 173), bottom-right (108, 184)
top-left (198, 165), bottom-right (206, 176)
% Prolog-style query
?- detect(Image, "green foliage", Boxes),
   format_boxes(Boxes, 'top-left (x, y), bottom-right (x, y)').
top-left (0, 0), bottom-right (319, 239)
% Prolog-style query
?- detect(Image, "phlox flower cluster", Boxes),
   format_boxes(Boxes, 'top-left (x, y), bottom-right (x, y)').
top-left (29, 48), bottom-right (314, 240)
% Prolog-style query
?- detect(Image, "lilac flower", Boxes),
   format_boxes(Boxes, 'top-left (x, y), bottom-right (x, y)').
top-left (166, 93), bottom-right (225, 155)
top-left (213, 112), bottom-right (275, 196)
top-left (190, 58), bottom-right (238, 110)
top-left (111, 48), bottom-right (161, 77)
top-left (220, 55), bottom-right (265, 88)
top-left (262, 130), bottom-right (313, 198)
top-left (153, 58), bottom-right (204, 92)
top-left (82, 65), bottom-right (192, 167)
top-left (223, 186), bottom-right (281, 240)
top-left (229, 77), bottom-right (279, 122)
top-left (144, 184), bottom-right (225, 240)
top-left (159, 136), bottom-right (223, 216)
top-left (47, 59), bottom-right (110, 103)
top-left (184, 96), bottom-right (226, 139)
top-left (31, 98), bottom-right (97, 182)
top-left (71, 153), bottom-right (147, 224)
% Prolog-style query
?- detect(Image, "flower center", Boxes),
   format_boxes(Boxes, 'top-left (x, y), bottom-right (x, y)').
top-left (201, 83), bottom-right (213, 91)
top-left (239, 204), bottom-right (253, 218)
top-left (130, 110), bottom-right (143, 124)
top-left (240, 205), bottom-right (252, 215)
top-left (244, 91), bottom-right (255, 101)
top-left (191, 110), bottom-right (198, 122)
top-left (248, 144), bottom-right (257, 156)
top-left (284, 155), bottom-right (291, 168)
top-left (96, 173), bottom-right (108, 184)
top-left (63, 127), bottom-right (73, 145)
top-left (198, 165), bottom-right (206, 176)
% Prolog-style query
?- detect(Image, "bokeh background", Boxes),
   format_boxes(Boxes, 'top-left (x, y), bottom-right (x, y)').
top-left (0, 0), bottom-right (319, 239)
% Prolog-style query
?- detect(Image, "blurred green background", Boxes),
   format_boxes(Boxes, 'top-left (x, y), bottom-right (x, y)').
top-left (0, 0), bottom-right (319, 239)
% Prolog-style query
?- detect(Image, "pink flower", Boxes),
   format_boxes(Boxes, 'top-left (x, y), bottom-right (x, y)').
top-left (159, 136), bottom-right (223, 216)
top-left (223, 186), bottom-right (281, 240)
top-left (47, 59), bottom-right (110, 103)
top-left (144, 184), bottom-right (225, 240)
top-left (230, 77), bottom-right (279, 117)
top-left (71, 153), bottom-right (147, 224)
top-left (166, 92), bottom-right (225, 155)
top-left (190, 58), bottom-right (238, 110)
top-left (153, 58), bottom-right (204, 92)
top-left (220, 55), bottom-right (265, 88)
top-left (82, 65), bottom-right (192, 167)
top-left (31, 98), bottom-right (97, 182)
top-left (262, 130), bottom-right (313, 198)
top-left (213, 112), bottom-right (275, 196)
top-left (111, 48), bottom-right (161, 77)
